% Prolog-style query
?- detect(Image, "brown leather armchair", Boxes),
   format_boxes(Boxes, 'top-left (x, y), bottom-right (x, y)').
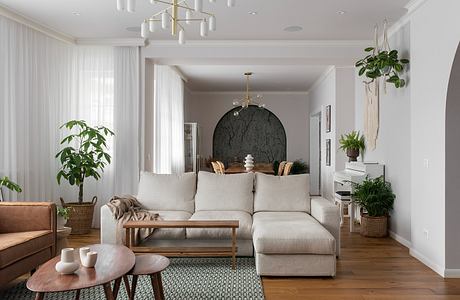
top-left (0, 202), bottom-right (56, 287)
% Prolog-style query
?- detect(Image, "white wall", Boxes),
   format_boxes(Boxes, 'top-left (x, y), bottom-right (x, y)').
top-left (309, 67), bottom-right (355, 200)
top-left (354, 23), bottom-right (412, 245)
top-left (185, 91), bottom-right (310, 163)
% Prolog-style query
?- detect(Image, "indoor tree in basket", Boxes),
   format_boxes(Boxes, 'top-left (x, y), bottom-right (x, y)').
top-left (0, 176), bottom-right (22, 201)
top-left (351, 176), bottom-right (395, 238)
top-left (339, 131), bottom-right (365, 162)
top-left (56, 120), bottom-right (114, 234)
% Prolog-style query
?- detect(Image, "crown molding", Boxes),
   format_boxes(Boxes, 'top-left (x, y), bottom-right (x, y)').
top-left (147, 39), bottom-right (372, 48)
top-left (386, 0), bottom-right (428, 38)
top-left (189, 90), bottom-right (309, 96)
top-left (76, 38), bottom-right (146, 46)
top-left (307, 66), bottom-right (336, 94)
top-left (0, 4), bottom-right (75, 44)
top-left (405, 0), bottom-right (429, 14)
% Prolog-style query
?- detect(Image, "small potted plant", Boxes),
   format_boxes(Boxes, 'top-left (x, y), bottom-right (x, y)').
top-left (56, 120), bottom-right (114, 234)
top-left (0, 176), bottom-right (22, 201)
top-left (351, 176), bottom-right (395, 237)
top-left (57, 207), bottom-right (71, 229)
top-left (339, 131), bottom-right (365, 162)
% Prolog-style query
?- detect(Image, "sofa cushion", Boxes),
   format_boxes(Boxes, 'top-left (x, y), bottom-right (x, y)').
top-left (194, 171), bottom-right (254, 214)
top-left (0, 230), bottom-right (53, 268)
top-left (137, 172), bottom-right (196, 213)
top-left (186, 211), bottom-right (253, 240)
top-left (147, 211), bottom-right (192, 240)
top-left (254, 173), bottom-right (310, 213)
top-left (252, 212), bottom-right (335, 255)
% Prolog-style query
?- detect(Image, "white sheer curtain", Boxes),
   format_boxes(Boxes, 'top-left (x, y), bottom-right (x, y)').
top-left (153, 65), bottom-right (185, 174)
top-left (0, 16), bottom-right (140, 227)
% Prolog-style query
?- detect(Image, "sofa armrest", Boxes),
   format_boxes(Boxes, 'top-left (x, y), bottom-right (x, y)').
top-left (310, 197), bottom-right (341, 256)
top-left (100, 204), bottom-right (119, 244)
top-left (0, 202), bottom-right (56, 233)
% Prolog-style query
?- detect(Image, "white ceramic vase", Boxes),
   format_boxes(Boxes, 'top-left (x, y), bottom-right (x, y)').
top-left (55, 248), bottom-right (79, 274)
top-left (57, 216), bottom-right (67, 229)
top-left (244, 154), bottom-right (254, 171)
top-left (79, 247), bottom-right (98, 268)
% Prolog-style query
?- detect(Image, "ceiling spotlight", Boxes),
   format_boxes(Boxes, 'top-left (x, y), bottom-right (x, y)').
top-left (337, 10), bottom-right (346, 15)
top-left (71, 12), bottom-right (81, 16)
top-left (283, 25), bottom-right (303, 32)
top-left (248, 11), bottom-right (257, 15)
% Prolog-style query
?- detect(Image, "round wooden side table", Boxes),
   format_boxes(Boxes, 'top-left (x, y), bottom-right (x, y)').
top-left (27, 244), bottom-right (135, 300)
top-left (56, 226), bottom-right (72, 254)
top-left (121, 254), bottom-right (170, 300)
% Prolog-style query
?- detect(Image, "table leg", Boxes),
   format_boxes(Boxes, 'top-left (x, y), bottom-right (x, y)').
top-left (112, 277), bottom-right (122, 300)
top-left (151, 273), bottom-right (165, 300)
top-left (34, 292), bottom-right (44, 300)
top-left (125, 228), bottom-right (130, 247)
top-left (75, 289), bottom-right (80, 300)
top-left (349, 202), bottom-right (355, 233)
top-left (131, 275), bottom-right (138, 300)
top-left (231, 227), bottom-right (236, 270)
top-left (103, 283), bottom-right (115, 300)
top-left (123, 275), bottom-right (131, 299)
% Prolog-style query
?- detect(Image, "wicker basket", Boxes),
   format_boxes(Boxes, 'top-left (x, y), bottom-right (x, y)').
top-left (360, 214), bottom-right (388, 237)
top-left (60, 197), bottom-right (97, 235)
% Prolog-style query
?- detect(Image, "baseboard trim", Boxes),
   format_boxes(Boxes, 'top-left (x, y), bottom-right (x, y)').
top-left (444, 269), bottom-right (460, 278)
top-left (409, 248), bottom-right (445, 277)
top-left (389, 231), bottom-right (412, 248)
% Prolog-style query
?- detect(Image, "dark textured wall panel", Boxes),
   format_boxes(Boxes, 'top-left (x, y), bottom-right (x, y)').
top-left (213, 106), bottom-right (287, 165)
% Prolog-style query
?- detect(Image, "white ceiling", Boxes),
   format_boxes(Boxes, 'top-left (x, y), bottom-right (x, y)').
top-left (178, 65), bottom-right (329, 92)
top-left (0, 0), bottom-right (410, 40)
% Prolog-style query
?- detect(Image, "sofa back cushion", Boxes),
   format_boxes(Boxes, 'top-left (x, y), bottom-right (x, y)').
top-left (194, 171), bottom-right (254, 214)
top-left (137, 172), bottom-right (196, 213)
top-left (254, 173), bottom-right (310, 213)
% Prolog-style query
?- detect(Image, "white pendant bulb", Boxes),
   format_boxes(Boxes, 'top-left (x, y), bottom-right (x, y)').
top-left (141, 21), bottom-right (149, 38)
top-left (178, 29), bottom-right (185, 44)
top-left (127, 0), bottom-right (135, 12)
top-left (200, 19), bottom-right (208, 37)
top-left (116, 0), bottom-right (125, 11)
top-left (209, 0), bottom-right (216, 2)
top-left (185, 10), bottom-right (192, 24)
top-left (149, 19), bottom-right (156, 32)
top-left (161, 11), bottom-right (169, 29)
top-left (194, 0), bottom-right (203, 12)
top-left (227, 0), bottom-right (235, 7)
top-left (150, 0), bottom-right (157, 3)
top-left (209, 15), bottom-right (216, 31)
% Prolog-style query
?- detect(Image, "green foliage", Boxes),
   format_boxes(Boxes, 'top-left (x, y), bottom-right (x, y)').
top-left (57, 207), bottom-right (71, 220)
top-left (355, 47), bottom-right (409, 88)
top-left (290, 160), bottom-right (309, 175)
top-left (350, 177), bottom-right (395, 217)
top-left (339, 131), bottom-right (365, 152)
top-left (0, 176), bottom-right (22, 193)
top-left (56, 120), bottom-right (114, 203)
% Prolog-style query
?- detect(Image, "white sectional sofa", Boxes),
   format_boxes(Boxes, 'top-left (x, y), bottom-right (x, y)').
top-left (100, 171), bottom-right (340, 276)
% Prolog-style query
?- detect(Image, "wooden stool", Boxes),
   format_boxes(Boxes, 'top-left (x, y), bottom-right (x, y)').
top-left (122, 254), bottom-right (170, 300)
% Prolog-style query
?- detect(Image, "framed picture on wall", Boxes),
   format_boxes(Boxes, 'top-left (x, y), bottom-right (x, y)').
top-left (325, 105), bottom-right (331, 133)
top-left (326, 139), bottom-right (331, 166)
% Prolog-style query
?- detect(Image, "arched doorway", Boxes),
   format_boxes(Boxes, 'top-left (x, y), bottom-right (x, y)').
top-left (445, 43), bottom-right (460, 270)
top-left (213, 106), bottom-right (287, 166)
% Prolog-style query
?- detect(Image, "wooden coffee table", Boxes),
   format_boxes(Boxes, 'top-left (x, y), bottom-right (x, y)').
top-left (27, 244), bottom-right (135, 300)
top-left (124, 220), bottom-right (239, 269)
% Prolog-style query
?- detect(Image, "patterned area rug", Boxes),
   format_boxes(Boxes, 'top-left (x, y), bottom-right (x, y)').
top-left (0, 257), bottom-right (264, 300)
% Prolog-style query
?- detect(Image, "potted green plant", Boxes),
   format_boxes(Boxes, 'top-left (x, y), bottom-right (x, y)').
top-left (355, 47), bottom-right (409, 89)
top-left (339, 131), bottom-right (365, 162)
top-left (290, 160), bottom-right (309, 175)
top-left (57, 207), bottom-right (71, 229)
top-left (351, 176), bottom-right (395, 237)
top-left (0, 176), bottom-right (22, 201)
top-left (56, 120), bottom-right (114, 234)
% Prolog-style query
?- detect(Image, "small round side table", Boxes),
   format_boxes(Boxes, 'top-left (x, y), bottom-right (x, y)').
top-left (56, 226), bottom-right (72, 254)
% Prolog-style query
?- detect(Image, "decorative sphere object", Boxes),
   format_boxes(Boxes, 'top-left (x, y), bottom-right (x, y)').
top-left (80, 247), bottom-right (98, 268)
top-left (55, 248), bottom-right (79, 274)
top-left (244, 154), bottom-right (254, 171)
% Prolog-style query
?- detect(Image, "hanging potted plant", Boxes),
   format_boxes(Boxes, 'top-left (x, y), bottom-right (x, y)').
top-left (0, 176), bottom-right (22, 201)
top-left (339, 131), bottom-right (365, 162)
top-left (351, 177), bottom-right (395, 237)
top-left (56, 120), bottom-right (114, 234)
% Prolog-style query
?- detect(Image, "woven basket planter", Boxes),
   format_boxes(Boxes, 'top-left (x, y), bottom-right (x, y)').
top-left (360, 214), bottom-right (388, 237)
top-left (60, 197), bottom-right (97, 235)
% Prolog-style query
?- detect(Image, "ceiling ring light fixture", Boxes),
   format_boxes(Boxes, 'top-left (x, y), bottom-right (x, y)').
top-left (232, 72), bottom-right (266, 117)
top-left (116, 0), bottom-right (235, 44)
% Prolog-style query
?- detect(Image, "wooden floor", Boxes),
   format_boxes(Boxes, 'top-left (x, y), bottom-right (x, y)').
top-left (7, 219), bottom-right (460, 299)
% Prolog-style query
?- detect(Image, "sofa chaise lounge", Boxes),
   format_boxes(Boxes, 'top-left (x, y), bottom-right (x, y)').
top-left (101, 171), bottom-right (340, 276)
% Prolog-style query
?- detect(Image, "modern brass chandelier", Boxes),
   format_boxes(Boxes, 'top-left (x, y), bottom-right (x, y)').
top-left (116, 0), bottom-right (236, 44)
top-left (232, 72), bottom-right (266, 117)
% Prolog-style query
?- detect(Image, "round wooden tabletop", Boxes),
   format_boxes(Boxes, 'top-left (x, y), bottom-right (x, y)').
top-left (129, 254), bottom-right (170, 276)
top-left (27, 244), bottom-right (135, 293)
